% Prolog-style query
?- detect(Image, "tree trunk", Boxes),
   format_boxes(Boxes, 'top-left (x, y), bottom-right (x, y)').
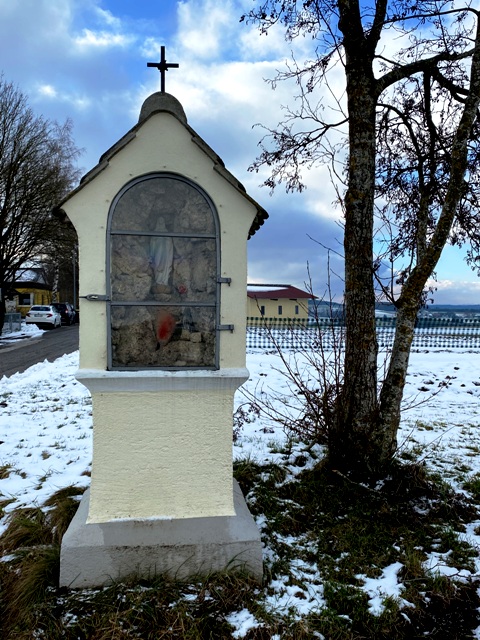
top-left (377, 21), bottom-right (480, 454)
top-left (328, 5), bottom-right (480, 479)
top-left (328, 58), bottom-right (386, 476)
top-left (0, 291), bottom-right (6, 335)
top-left (378, 303), bottom-right (419, 453)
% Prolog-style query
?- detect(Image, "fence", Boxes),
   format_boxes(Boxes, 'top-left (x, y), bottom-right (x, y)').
top-left (2, 312), bottom-right (22, 334)
top-left (246, 316), bottom-right (480, 350)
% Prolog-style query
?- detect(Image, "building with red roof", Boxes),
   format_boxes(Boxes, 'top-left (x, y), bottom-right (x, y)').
top-left (247, 283), bottom-right (315, 319)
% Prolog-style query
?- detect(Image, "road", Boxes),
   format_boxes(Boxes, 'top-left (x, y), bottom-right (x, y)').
top-left (0, 325), bottom-right (79, 378)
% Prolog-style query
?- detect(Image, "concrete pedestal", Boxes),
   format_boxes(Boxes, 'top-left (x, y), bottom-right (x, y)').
top-left (60, 480), bottom-right (263, 588)
top-left (77, 369), bottom-right (249, 522)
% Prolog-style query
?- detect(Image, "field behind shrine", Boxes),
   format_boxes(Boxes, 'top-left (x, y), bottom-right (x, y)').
top-left (2, 331), bottom-right (480, 638)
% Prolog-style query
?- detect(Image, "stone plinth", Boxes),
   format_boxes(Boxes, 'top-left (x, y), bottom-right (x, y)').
top-left (60, 481), bottom-right (263, 588)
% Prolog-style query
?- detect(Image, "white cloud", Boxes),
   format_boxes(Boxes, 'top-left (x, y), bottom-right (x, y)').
top-left (239, 24), bottom-right (289, 60)
top-left (38, 84), bottom-right (58, 98)
top-left (94, 6), bottom-right (121, 28)
top-left (73, 29), bottom-right (134, 49)
top-left (139, 36), bottom-right (162, 59)
top-left (69, 95), bottom-right (93, 111)
top-left (172, 58), bottom-right (287, 122)
top-left (177, 0), bottom-right (239, 59)
top-left (0, 0), bottom-right (73, 55)
top-left (426, 279), bottom-right (480, 305)
top-left (306, 186), bottom-right (342, 221)
top-left (33, 83), bottom-right (93, 113)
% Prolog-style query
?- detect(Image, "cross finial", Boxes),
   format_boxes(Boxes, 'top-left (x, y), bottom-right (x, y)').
top-left (147, 46), bottom-right (179, 93)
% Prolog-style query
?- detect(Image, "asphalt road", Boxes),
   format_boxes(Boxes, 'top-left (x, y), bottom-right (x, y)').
top-left (0, 325), bottom-right (79, 378)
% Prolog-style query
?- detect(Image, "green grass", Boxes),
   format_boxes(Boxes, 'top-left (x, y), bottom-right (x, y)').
top-left (0, 463), bottom-right (13, 479)
top-left (463, 473), bottom-right (480, 499)
top-left (1, 454), bottom-right (480, 638)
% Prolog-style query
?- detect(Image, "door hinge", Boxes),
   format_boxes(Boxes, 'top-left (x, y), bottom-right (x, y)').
top-left (80, 294), bottom-right (110, 301)
top-left (217, 277), bottom-right (232, 285)
top-left (217, 324), bottom-right (234, 332)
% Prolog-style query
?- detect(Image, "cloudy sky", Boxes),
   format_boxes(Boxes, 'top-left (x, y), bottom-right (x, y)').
top-left (1, 0), bottom-right (479, 305)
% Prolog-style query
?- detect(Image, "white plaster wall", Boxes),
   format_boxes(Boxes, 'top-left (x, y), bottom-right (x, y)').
top-left (86, 387), bottom-right (237, 521)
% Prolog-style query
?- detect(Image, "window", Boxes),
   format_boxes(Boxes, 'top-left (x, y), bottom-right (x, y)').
top-left (19, 293), bottom-right (32, 306)
top-left (295, 305), bottom-right (299, 315)
top-left (278, 305), bottom-right (283, 315)
top-left (260, 305), bottom-right (265, 316)
top-left (107, 174), bottom-right (219, 370)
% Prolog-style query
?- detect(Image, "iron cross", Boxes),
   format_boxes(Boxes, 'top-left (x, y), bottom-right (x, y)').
top-left (147, 46), bottom-right (179, 93)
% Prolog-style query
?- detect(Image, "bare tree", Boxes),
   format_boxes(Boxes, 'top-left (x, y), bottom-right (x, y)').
top-left (242, 1), bottom-right (480, 477)
top-left (39, 215), bottom-right (78, 303)
top-left (0, 76), bottom-right (81, 332)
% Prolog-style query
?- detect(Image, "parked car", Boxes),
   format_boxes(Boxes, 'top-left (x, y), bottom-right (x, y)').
top-left (51, 302), bottom-right (76, 325)
top-left (25, 305), bottom-right (62, 329)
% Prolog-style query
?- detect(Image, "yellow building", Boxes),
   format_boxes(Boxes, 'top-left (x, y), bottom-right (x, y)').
top-left (7, 269), bottom-right (53, 316)
top-left (247, 283), bottom-right (313, 319)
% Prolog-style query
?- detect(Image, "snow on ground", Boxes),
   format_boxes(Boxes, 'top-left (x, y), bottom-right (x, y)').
top-left (1, 328), bottom-right (480, 636)
top-left (0, 353), bottom-right (92, 516)
top-left (1, 321), bottom-right (46, 341)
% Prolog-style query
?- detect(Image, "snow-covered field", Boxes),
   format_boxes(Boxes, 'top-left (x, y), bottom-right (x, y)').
top-left (1, 326), bottom-right (480, 636)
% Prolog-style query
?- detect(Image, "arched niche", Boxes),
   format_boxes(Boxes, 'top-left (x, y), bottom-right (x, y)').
top-left (107, 173), bottom-right (220, 369)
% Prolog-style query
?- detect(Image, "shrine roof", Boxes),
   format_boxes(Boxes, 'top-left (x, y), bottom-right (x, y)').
top-left (247, 284), bottom-right (316, 299)
top-left (56, 92), bottom-right (268, 238)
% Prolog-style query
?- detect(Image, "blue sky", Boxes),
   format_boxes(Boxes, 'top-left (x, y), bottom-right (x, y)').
top-left (1, 0), bottom-right (478, 305)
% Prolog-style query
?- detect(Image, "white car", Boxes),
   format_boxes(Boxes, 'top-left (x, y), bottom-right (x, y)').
top-left (25, 305), bottom-right (62, 329)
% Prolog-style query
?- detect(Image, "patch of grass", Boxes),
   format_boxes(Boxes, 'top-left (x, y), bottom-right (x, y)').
top-left (463, 473), bottom-right (480, 500)
top-left (233, 456), bottom-right (263, 495)
top-left (43, 485), bottom-right (85, 543)
top-left (243, 459), bottom-right (480, 637)
top-left (0, 497), bottom-right (16, 518)
top-left (1, 507), bottom-right (52, 552)
top-left (0, 545), bottom-right (60, 634)
top-left (435, 526), bottom-right (478, 572)
top-left (0, 463), bottom-right (13, 479)
top-left (1, 569), bottom-right (262, 640)
top-left (1, 458), bottom-right (480, 639)
top-left (0, 485), bottom-right (84, 554)
top-left (234, 457), bottom-right (286, 498)
top-left (0, 486), bottom-right (86, 638)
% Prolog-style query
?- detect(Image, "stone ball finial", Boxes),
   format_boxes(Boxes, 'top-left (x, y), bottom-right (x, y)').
top-left (139, 92), bottom-right (187, 125)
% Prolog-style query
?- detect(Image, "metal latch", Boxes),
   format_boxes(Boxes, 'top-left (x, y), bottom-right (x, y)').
top-left (217, 277), bottom-right (232, 285)
top-left (80, 294), bottom-right (110, 301)
top-left (217, 324), bottom-right (234, 332)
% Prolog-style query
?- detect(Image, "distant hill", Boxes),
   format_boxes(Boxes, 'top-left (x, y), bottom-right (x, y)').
top-left (376, 302), bottom-right (480, 317)
top-left (310, 300), bottom-right (480, 317)
top-left (424, 304), bottom-right (480, 313)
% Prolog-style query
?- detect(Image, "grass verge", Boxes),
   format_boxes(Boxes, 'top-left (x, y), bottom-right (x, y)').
top-left (1, 453), bottom-right (479, 638)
